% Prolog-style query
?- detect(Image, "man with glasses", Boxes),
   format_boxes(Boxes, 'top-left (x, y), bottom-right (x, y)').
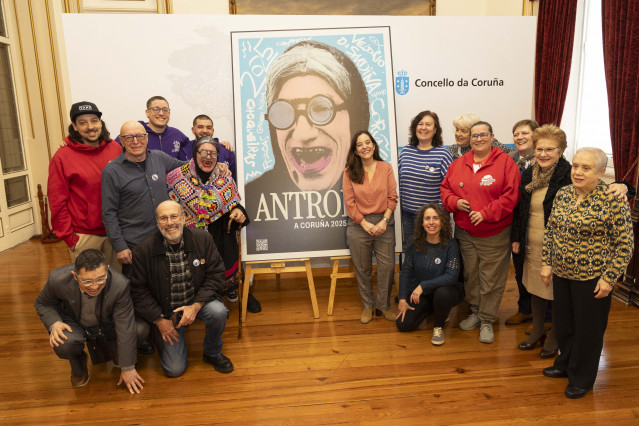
top-left (34, 249), bottom-right (145, 393)
top-left (101, 120), bottom-right (185, 278)
top-left (178, 114), bottom-right (237, 181)
top-left (130, 200), bottom-right (233, 377)
top-left (116, 96), bottom-right (189, 158)
top-left (48, 101), bottom-right (121, 269)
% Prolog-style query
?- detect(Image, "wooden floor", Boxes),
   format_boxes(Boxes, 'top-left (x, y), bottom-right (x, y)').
top-left (1, 240), bottom-right (639, 425)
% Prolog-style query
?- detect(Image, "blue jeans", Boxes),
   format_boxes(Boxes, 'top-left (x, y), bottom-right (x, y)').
top-left (153, 300), bottom-right (228, 377)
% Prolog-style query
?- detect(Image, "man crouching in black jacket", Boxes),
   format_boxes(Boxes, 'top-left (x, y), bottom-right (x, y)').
top-left (131, 200), bottom-right (233, 377)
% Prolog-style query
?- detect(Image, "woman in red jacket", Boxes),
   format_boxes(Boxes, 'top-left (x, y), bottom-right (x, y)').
top-left (440, 121), bottom-right (521, 344)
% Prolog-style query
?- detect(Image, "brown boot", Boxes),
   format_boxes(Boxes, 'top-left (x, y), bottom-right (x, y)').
top-left (360, 308), bottom-right (373, 324)
top-left (70, 352), bottom-right (90, 388)
top-left (380, 309), bottom-right (396, 321)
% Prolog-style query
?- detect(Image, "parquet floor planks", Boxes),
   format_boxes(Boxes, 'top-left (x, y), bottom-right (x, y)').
top-left (1, 239), bottom-right (638, 425)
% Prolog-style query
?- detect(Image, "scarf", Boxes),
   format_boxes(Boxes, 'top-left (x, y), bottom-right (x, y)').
top-left (166, 159), bottom-right (241, 229)
top-left (525, 162), bottom-right (558, 193)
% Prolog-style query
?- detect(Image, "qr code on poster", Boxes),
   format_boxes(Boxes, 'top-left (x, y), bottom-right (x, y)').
top-left (256, 239), bottom-right (268, 252)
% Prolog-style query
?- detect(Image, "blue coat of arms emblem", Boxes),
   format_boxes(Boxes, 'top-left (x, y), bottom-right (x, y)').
top-left (395, 70), bottom-right (409, 95)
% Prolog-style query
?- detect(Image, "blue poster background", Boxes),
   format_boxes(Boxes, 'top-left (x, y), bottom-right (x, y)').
top-left (235, 30), bottom-right (392, 184)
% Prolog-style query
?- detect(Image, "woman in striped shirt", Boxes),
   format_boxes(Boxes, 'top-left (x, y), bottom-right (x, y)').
top-left (398, 111), bottom-right (453, 248)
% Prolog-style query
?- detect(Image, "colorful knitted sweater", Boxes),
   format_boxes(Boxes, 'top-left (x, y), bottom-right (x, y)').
top-left (166, 160), bottom-right (241, 229)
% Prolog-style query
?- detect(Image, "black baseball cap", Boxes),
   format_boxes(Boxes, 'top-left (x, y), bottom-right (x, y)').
top-left (70, 101), bottom-right (102, 121)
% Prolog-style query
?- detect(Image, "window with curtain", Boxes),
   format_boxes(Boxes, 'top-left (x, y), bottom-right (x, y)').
top-left (575, 0), bottom-right (613, 157)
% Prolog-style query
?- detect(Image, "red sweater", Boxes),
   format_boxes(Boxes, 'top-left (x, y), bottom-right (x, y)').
top-left (440, 147), bottom-right (521, 237)
top-left (47, 137), bottom-right (122, 248)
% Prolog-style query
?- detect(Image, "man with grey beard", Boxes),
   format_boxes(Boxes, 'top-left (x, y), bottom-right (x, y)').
top-left (130, 201), bottom-right (233, 377)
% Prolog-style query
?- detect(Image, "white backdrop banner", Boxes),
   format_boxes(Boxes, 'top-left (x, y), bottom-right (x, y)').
top-left (61, 14), bottom-right (536, 260)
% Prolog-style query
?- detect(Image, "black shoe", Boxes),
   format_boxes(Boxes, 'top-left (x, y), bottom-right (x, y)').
top-left (203, 353), bottom-right (234, 373)
top-left (539, 347), bottom-right (559, 359)
top-left (137, 339), bottom-right (156, 355)
top-left (543, 366), bottom-right (568, 378)
top-left (247, 292), bottom-right (262, 313)
top-left (565, 384), bottom-right (591, 399)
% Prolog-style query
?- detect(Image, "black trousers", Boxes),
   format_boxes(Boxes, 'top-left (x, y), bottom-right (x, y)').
top-left (552, 275), bottom-right (612, 389)
top-left (396, 285), bottom-right (464, 331)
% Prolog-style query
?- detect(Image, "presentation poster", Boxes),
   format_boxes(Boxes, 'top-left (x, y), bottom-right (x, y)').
top-left (232, 28), bottom-right (398, 260)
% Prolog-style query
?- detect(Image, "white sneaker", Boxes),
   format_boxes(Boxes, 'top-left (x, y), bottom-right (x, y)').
top-left (431, 327), bottom-right (445, 345)
top-left (227, 291), bottom-right (239, 303)
top-left (459, 313), bottom-right (481, 331)
top-left (479, 322), bottom-right (494, 344)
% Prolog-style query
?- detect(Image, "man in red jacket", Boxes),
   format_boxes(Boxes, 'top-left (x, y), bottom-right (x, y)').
top-left (48, 101), bottom-right (122, 270)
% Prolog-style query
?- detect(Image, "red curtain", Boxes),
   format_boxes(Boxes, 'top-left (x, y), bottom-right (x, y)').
top-left (534, 0), bottom-right (579, 126)
top-left (602, 0), bottom-right (639, 183)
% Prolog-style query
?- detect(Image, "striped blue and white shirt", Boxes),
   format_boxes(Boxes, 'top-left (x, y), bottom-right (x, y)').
top-left (399, 145), bottom-right (453, 213)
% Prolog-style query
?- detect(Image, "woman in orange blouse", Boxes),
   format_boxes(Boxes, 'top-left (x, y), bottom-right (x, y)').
top-left (343, 130), bottom-right (399, 324)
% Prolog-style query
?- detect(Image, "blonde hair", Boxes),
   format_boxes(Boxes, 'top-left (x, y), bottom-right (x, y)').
top-left (532, 124), bottom-right (568, 152)
top-left (452, 113), bottom-right (481, 130)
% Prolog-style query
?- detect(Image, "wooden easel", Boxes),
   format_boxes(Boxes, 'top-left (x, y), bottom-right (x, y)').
top-left (241, 258), bottom-right (319, 322)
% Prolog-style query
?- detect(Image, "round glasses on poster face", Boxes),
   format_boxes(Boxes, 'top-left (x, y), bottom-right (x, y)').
top-left (264, 95), bottom-right (347, 130)
top-left (198, 149), bottom-right (218, 159)
top-left (77, 274), bottom-right (108, 287)
top-left (120, 133), bottom-right (148, 143)
top-left (470, 132), bottom-right (492, 140)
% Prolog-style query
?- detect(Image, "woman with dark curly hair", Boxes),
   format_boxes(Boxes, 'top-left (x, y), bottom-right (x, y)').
top-left (398, 111), bottom-right (453, 247)
top-left (396, 203), bottom-right (463, 345)
top-left (343, 130), bottom-right (398, 324)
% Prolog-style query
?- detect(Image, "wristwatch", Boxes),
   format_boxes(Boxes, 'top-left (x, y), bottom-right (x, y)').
top-left (382, 217), bottom-right (390, 223)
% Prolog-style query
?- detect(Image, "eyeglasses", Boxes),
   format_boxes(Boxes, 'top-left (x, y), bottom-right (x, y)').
top-left (265, 95), bottom-right (347, 130)
top-left (158, 214), bottom-right (181, 224)
top-left (148, 107), bottom-right (170, 114)
top-left (120, 133), bottom-right (147, 143)
top-left (535, 147), bottom-right (558, 154)
top-left (197, 149), bottom-right (218, 159)
top-left (471, 133), bottom-right (492, 140)
top-left (77, 274), bottom-right (108, 287)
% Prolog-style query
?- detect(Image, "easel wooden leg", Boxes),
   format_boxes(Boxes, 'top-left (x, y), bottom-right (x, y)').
top-left (328, 259), bottom-right (339, 316)
top-left (241, 263), bottom-right (252, 323)
top-left (305, 259), bottom-right (320, 319)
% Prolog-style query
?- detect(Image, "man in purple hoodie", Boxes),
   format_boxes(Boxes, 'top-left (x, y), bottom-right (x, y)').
top-left (117, 96), bottom-right (189, 158)
top-left (178, 114), bottom-right (237, 182)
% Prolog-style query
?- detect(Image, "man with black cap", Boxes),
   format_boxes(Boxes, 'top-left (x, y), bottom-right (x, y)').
top-left (48, 101), bottom-right (121, 268)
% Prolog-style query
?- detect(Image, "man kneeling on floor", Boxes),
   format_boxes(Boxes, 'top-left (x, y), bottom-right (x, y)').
top-left (131, 200), bottom-right (233, 377)
top-left (34, 249), bottom-right (145, 393)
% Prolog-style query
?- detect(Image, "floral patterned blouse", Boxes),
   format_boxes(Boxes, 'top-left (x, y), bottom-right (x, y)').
top-left (542, 181), bottom-right (633, 284)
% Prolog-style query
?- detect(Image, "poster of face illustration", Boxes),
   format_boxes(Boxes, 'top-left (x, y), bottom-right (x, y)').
top-left (232, 28), bottom-right (398, 260)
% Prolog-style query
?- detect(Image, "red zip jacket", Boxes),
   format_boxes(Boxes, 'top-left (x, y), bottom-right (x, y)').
top-left (47, 137), bottom-right (122, 248)
top-left (440, 147), bottom-right (521, 237)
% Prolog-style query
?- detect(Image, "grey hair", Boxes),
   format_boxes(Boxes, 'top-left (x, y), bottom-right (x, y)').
top-left (452, 113), bottom-right (481, 130)
top-left (575, 147), bottom-right (608, 171)
top-left (265, 43), bottom-right (351, 107)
